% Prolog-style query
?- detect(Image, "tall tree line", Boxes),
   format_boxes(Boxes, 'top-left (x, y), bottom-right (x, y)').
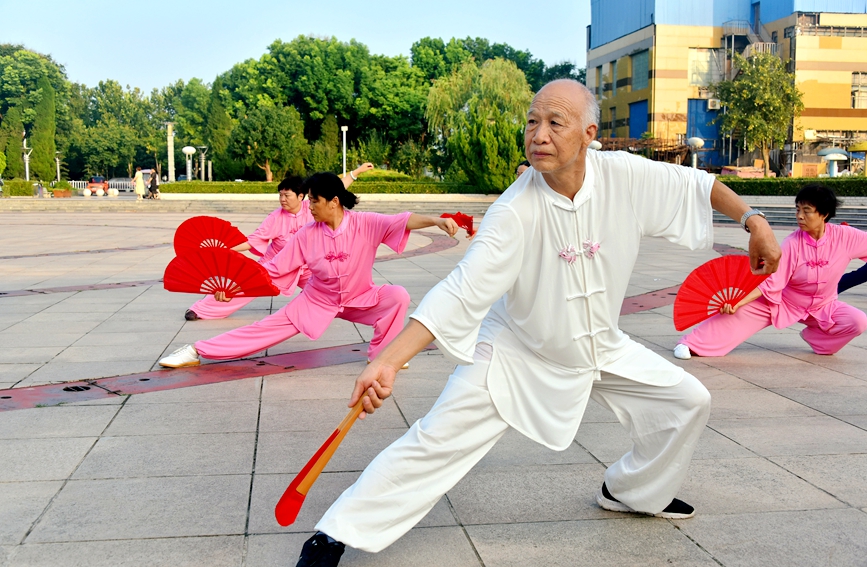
top-left (0, 36), bottom-right (584, 189)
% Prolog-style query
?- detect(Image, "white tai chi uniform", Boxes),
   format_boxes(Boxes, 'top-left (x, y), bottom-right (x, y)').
top-left (316, 150), bottom-right (715, 552)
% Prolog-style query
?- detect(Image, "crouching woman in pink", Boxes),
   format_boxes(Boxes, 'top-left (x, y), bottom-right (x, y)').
top-left (185, 164), bottom-right (375, 321)
top-left (159, 172), bottom-right (460, 368)
top-left (675, 183), bottom-right (867, 360)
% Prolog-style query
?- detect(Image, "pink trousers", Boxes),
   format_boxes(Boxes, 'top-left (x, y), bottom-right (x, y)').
top-left (680, 296), bottom-right (867, 356)
top-left (195, 285), bottom-right (410, 361)
top-left (188, 273), bottom-right (310, 320)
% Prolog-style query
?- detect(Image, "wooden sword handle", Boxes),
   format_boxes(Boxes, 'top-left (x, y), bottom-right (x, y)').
top-left (295, 399), bottom-right (365, 494)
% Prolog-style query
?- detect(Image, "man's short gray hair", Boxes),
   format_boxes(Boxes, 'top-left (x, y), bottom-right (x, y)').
top-left (537, 79), bottom-right (600, 131)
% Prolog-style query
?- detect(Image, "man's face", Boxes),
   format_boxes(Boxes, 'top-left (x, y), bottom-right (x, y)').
top-left (524, 83), bottom-right (597, 174)
top-left (516, 164), bottom-right (529, 178)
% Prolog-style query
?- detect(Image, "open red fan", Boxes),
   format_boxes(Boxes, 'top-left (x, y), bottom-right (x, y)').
top-left (673, 255), bottom-right (770, 331)
top-left (441, 212), bottom-right (475, 236)
top-left (164, 247), bottom-right (279, 298)
top-left (173, 216), bottom-right (248, 257)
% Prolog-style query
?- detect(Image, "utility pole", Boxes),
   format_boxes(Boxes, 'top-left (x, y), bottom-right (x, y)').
top-left (55, 151), bottom-right (62, 182)
top-left (166, 122), bottom-right (176, 182)
top-left (341, 126), bottom-right (348, 176)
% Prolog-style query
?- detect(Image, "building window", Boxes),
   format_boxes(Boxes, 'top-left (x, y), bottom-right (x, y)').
top-left (688, 48), bottom-right (724, 87)
top-left (632, 50), bottom-right (649, 91)
top-left (610, 60), bottom-right (618, 94)
top-left (596, 66), bottom-right (603, 99)
top-left (610, 107), bottom-right (617, 137)
top-left (854, 72), bottom-right (867, 109)
top-left (771, 30), bottom-right (778, 43)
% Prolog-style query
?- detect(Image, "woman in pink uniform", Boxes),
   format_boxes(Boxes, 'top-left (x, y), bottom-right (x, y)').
top-left (675, 183), bottom-right (867, 359)
top-left (159, 172), bottom-right (460, 368)
top-left (184, 164), bottom-right (374, 321)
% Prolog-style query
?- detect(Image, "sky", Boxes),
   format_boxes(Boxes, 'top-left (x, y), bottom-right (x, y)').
top-left (0, 0), bottom-right (591, 93)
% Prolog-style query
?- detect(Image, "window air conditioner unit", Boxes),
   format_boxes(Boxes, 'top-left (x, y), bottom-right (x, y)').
top-left (707, 99), bottom-right (721, 110)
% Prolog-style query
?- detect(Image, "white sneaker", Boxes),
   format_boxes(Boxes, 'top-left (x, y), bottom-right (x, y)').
top-left (673, 344), bottom-right (692, 360)
top-left (159, 344), bottom-right (200, 368)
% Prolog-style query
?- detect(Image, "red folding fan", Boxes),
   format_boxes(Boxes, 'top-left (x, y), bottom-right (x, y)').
top-left (673, 255), bottom-right (770, 331)
top-left (441, 212), bottom-right (475, 236)
top-left (164, 248), bottom-right (280, 298)
top-left (173, 216), bottom-right (248, 257)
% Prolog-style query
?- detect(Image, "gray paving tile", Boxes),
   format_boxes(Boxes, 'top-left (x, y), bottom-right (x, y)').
top-left (16, 361), bottom-right (154, 385)
top-left (0, 481), bottom-right (62, 545)
top-left (0, 406), bottom-right (118, 439)
top-left (392, 396), bottom-right (437, 424)
top-left (708, 416), bottom-right (867, 456)
top-left (448, 463), bottom-right (610, 524)
top-left (26, 475), bottom-right (250, 542)
top-left (839, 414), bottom-right (867, 429)
top-left (7, 536), bottom-right (244, 567)
top-left (706, 389), bottom-right (821, 419)
top-left (104, 401), bottom-right (260, 436)
top-left (476, 430), bottom-right (598, 469)
top-left (72, 432), bottom-right (256, 479)
top-left (467, 518), bottom-right (717, 567)
top-left (0, 348), bottom-right (65, 364)
top-left (255, 428), bottom-right (406, 474)
top-left (0, 333), bottom-right (83, 348)
top-left (673, 509), bottom-right (867, 567)
top-left (247, 472), bottom-right (455, 534)
top-left (0, 438), bottom-right (95, 481)
top-left (770, 454), bottom-right (867, 508)
top-left (259, 398), bottom-right (407, 432)
top-left (0, 364), bottom-right (40, 383)
top-left (247, 527), bottom-right (480, 567)
top-left (50, 345), bottom-right (166, 363)
top-left (125, 377), bottom-right (261, 404)
top-left (575, 422), bottom-right (753, 463)
top-left (770, 385), bottom-right (867, 417)
top-left (678, 458), bottom-right (845, 514)
top-left (72, 331), bottom-right (178, 347)
top-left (261, 374), bottom-right (357, 402)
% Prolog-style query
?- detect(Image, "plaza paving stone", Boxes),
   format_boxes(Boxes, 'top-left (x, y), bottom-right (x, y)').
top-left (1, 211), bottom-right (866, 566)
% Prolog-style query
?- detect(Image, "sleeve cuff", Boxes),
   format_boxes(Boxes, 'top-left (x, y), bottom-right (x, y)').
top-left (409, 313), bottom-right (474, 365)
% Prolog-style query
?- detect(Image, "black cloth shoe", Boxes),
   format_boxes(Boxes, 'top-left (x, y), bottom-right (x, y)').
top-left (184, 309), bottom-right (199, 321)
top-left (296, 532), bottom-right (345, 567)
top-left (596, 482), bottom-right (695, 519)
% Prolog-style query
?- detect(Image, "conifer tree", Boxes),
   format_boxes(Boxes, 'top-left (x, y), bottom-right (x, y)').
top-left (1, 106), bottom-right (25, 178)
top-left (30, 77), bottom-right (57, 181)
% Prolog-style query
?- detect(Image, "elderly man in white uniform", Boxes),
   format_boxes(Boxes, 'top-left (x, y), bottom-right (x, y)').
top-left (294, 80), bottom-right (781, 566)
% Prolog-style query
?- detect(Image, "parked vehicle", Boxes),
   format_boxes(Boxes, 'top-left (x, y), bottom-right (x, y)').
top-left (87, 176), bottom-right (109, 192)
top-left (108, 177), bottom-right (133, 192)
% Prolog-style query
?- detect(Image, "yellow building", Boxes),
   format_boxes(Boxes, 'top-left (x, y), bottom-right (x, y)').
top-left (587, 0), bottom-right (867, 169)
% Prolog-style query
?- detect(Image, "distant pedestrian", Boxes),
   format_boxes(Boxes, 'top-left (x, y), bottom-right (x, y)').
top-left (516, 159), bottom-right (531, 178)
top-left (133, 167), bottom-right (145, 200)
top-left (148, 169), bottom-right (160, 199)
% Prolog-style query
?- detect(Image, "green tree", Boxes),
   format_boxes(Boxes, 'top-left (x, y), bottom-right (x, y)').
top-left (30, 76), bottom-right (57, 180)
top-left (0, 150), bottom-right (6, 177)
top-left (393, 139), bottom-right (429, 178)
top-left (427, 59), bottom-right (532, 191)
top-left (355, 130), bottom-right (392, 168)
top-left (230, 104), bottom-right (308, 181)
top-left (204, 77), bottom-right (242, 180)
top-left (307, 114), bottom-right (340, 173)
top-left (713, 52), bottom-right (804, 177)
top-left (1, 106), bottom-right (25, 178)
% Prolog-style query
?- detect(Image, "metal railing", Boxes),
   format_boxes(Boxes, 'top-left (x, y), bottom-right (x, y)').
top-left (743, 42), bottom-right (778, 58)
top-left (69, 180), bottom-right (87, 189)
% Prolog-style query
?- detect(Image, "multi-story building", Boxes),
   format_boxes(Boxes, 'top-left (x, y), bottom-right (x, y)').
top-left (586, 0), bottom-right (867, 170)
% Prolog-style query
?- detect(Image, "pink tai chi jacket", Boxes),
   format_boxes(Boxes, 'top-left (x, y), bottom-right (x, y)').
top-left (262, 209), bottom-right (412, 339)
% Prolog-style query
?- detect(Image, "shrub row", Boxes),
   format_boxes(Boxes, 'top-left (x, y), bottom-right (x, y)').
top-left (1, 179), bottom-right (40, 197)
top-left (720, 176), bottom-right (867, 197)
top-left (160, 180), bottom-right (481, 194)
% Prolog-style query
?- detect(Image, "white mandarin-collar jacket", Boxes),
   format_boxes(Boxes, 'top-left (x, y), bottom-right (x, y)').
top-left (411, 150), bottom-right (716, 449)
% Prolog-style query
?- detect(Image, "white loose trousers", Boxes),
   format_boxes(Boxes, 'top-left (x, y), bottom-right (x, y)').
top-left (315, 350), bottom-right (711, 553)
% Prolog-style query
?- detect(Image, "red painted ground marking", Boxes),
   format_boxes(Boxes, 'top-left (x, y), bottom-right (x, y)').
top-left (620, 285), bottom-right (681, 315)
top-left (0, 279), bottom-right (164, 298)
top-left (0, 234), bottom-right (458, 298)
top-left (0, 243), bottom-right (171, 261)
top-left (713, 243), bottom-right (748, 256)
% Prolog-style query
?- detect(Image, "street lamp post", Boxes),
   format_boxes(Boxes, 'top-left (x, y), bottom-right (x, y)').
top-left (55, 151), bottom-right (61, 183)
top-left (182, 146), bottom-right (196, 181)
top-left (340, 125), bottom-right (348, 176)
top-left (22, 134), bottom-right (33, 182)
